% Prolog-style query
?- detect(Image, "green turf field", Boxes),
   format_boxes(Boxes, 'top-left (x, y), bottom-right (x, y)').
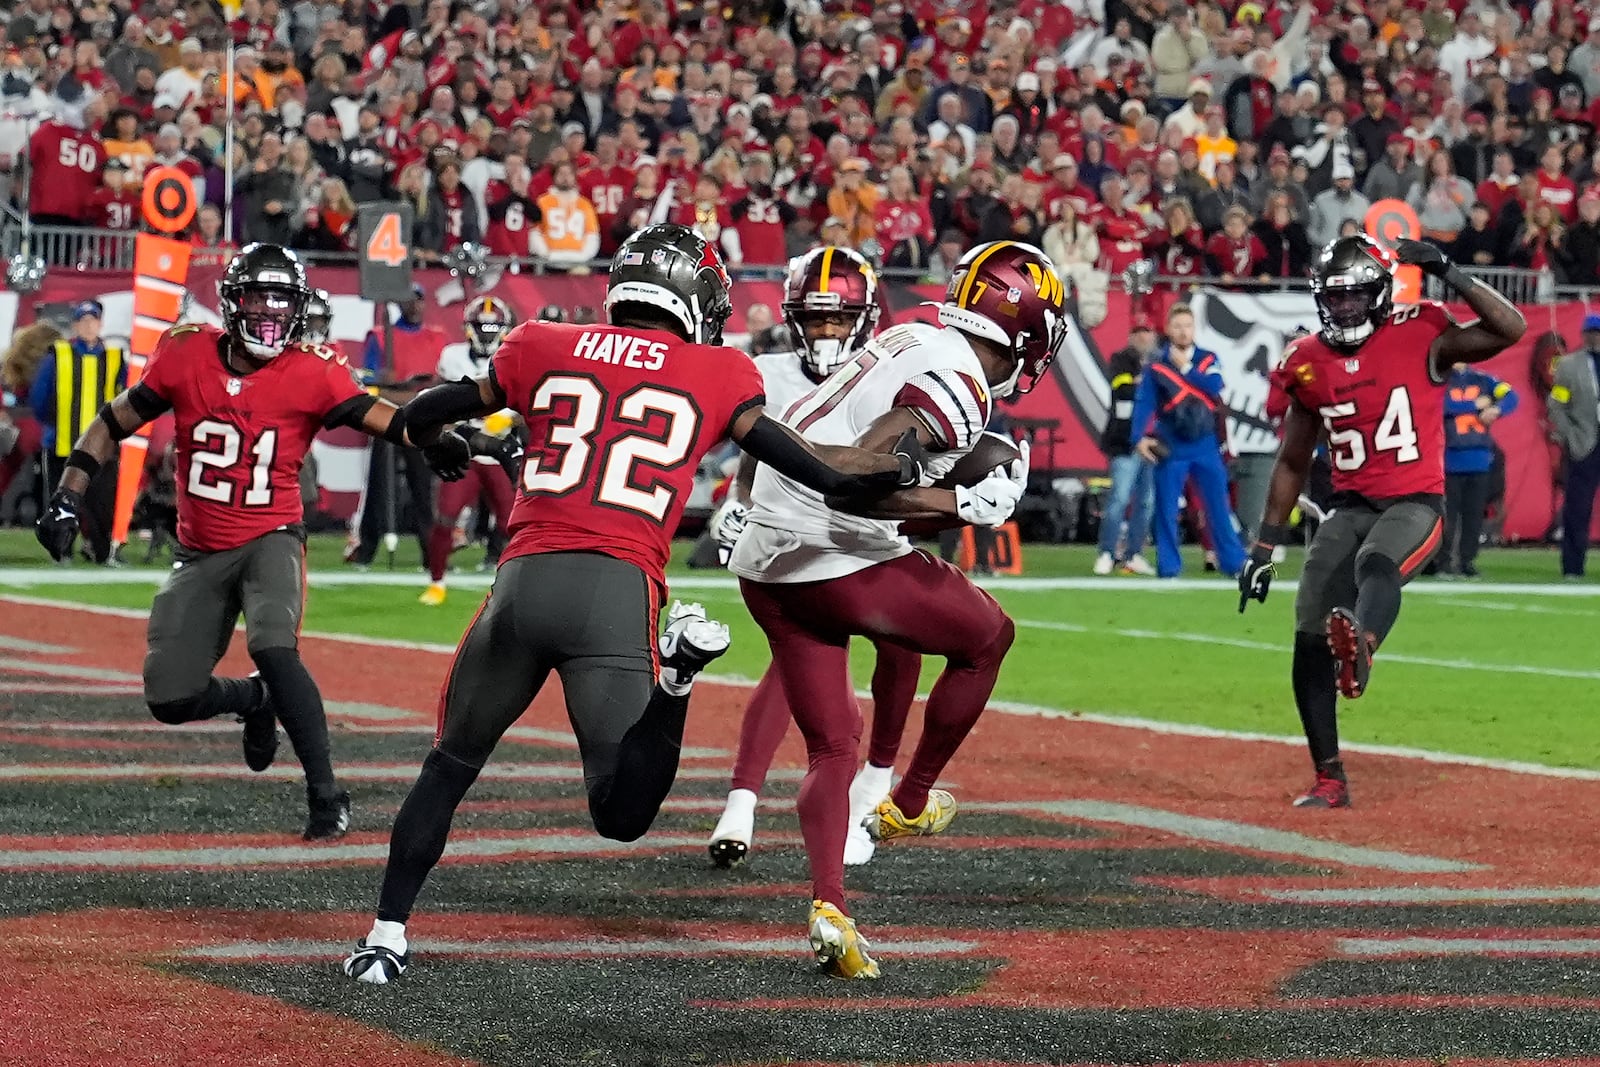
top-left (1, 530), bottom-right (1596, 769)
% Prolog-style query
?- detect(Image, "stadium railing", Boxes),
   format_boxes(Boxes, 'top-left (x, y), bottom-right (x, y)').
top-left (0, 221), bottom-right (1584, 301)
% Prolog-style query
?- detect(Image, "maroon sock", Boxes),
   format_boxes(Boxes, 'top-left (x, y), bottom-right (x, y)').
top-left (892, 618), bottom-right (1015, 817)
top-left (798, 740), bottom-right (858, 910)
top-left (426, 524), bottom-right (453, 583)
top-left (730, 668), bottom-right (792, 794)
top-left (866, 642), bottom-right (921, 769)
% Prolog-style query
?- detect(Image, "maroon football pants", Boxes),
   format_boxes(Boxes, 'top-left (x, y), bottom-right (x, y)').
top-left (730, 640), bottom-right (922, 794)
top-left (428, 462), bottom-right (514, 583)
top-left (740, 550), bottom-right (1014, 911)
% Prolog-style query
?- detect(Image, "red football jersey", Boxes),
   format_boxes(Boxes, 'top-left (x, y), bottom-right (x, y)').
top-left (1271, 301), bottom-right (1457, 498)
top-left (491, 321), bottom-right (766, 586)
top-left (28, 123), bottom-right (107, 221)
top-left (140, 324), bottom-right (368, 552)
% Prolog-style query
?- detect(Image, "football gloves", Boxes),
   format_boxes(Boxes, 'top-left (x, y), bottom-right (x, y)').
top-left (708, 497), bottom-right (749, 566)
top-left (956, 441), bottom-right (1030, 528)
top-left (1392, 238), bottom-right (1449, 277)
top-left (890, 428), bottom-right (928, 487)
top-left (421, 427), bottom-right (473, 481)
top-left (1237, 552), bottom-right (1275, 613)
top-left (36, 487), bottom-right (85, 562)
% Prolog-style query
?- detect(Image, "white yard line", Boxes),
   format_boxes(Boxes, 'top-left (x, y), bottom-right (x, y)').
top-left (178, 935), bottom-right (978, 961)
top-left (4, 593), bottom-right (1598, 782)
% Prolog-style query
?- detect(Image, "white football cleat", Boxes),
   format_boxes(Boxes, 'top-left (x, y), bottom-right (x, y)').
top-left (708, 788), bottom-right (756, 868)
top-left (659, 600), bottom-right (731, 680)
top-left (843, 823), bottom-right (876, 866)
top-left (343, 939), bottom-right (408, 984)
top-left (1092, 551), bottom-right (1114, 575)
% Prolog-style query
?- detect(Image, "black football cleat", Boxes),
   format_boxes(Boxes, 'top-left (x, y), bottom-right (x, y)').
top-left (239, 672), bottom-right (279, 773)
top-left (1326, 608), bottom-right (1374, 700)
top-left (343, 939), bottom-right (408, 984)
top-left (708, 839), bottom-right (748, 869)
top-left (305, 789), bottom-right (352, 841)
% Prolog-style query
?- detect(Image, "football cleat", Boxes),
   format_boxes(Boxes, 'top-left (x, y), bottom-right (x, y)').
top-left (343, 939), bottom-right (408, 984)
top-left (1120, 555), bottom-right (1154, 576)
top-left (843, 824), bottom-right (876, 866)
top-left (844, 764), bottom-right (892, 866)
top-left (708, 788), bottom-right (756, 868)
top-left (419, 582), bottom-right (447, 606)
top-left (304, 789), bottom-right (351, 841)
top-left (1326, 608), bottom-right (1375, 699)
top-left (659, 601), bottom-right (731, 678)
top-left (1092, 551), bottom-right (1113, 575)
top-left (870, 789), bottom-right (957, 841)
top-left (238, 672), bottom-right (279, 773)
top-left (1293, 769), bottom-right (1351, 809)
top-left (808, 900), bottom-right (880, 980)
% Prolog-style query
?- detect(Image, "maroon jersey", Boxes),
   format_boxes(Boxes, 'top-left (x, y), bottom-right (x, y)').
top-left (732, 194), bottom-right (793, 265)
top-left (28, 123), bottom-right (107, 220)
top-left (485, 191), bottom-right (540, 257)
top-left (87, 187), bottom-right (141, 230)
top-left (1205, 231), bottom-right (1268, 277)
top-left (139, 324), bottom-right (368, 552)
top-left (1270, 301), bottom-right (1456, 499)
top-left (491, 321), bottom-right (765, 586)
top-left (578, 164), bottom-right (631, 253)
top-left (437, 186), bottom-right (469, 251)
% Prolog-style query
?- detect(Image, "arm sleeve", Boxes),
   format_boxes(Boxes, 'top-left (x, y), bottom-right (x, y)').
top-left (1490, 377), bottom-right (1519, 416)
top-left (28, 357), bottom-right (53, 423)
top-left (736, 415), bottom-right (903, 496)
top-left (1129, 371), bottom-right (1158, 439)
top-left (893, 368), bottom-right (989, 451)
top-left (1186, 351), bottom-right (1225, 398)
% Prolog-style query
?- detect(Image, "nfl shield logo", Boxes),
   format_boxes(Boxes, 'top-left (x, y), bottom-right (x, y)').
top-left (1006, 286), bottom-right (1023, 302)
top-left (650, 249), bottom-right (667, 265)
top-left (1344, 359), bottom-right (1360, 373)
top-left (226, 378), bottom-right (243, 396)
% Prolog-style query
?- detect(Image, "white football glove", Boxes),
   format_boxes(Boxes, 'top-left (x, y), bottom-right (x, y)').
top-left (709, 498), bottom-right (749, 566)
top-left (955, 441), bottom-right (1029, 528)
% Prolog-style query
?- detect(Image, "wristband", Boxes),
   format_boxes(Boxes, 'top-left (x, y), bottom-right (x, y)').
top-left (1440, 264), bottom-right (1475, 294)
top-left (66, 449), bottom-right (102, 479)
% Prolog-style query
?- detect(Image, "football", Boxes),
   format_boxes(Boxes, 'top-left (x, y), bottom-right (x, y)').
top-left (932, 431), bottom-right (1024, 489)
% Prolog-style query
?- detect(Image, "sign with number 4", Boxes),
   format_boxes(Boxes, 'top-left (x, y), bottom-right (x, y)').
top-left (356, 202), bottom-right (416, 302)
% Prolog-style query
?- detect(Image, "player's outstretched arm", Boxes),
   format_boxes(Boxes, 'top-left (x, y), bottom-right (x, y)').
top-left (397, 375), bottom-right (505, 446)
top-left (728, 405), bottom-right (921, 496)
top-left (1238, 401), bottom-right (1319, 611)
top-left (1393, 238), bottom-right (1527, 371)
top-left (36, 385), bottom-right (170, 562)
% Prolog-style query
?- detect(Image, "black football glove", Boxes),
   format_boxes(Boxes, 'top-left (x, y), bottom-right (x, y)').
top-left (36, 487), bottom-right (85, 563)
top-left (1392, 238), bottom-right (1450, 277)
top-left (421, 427), bottom-right (473, 482)
top-left (1237, 522), bottom-right (1291, 613)
top-left (469, 429), bottom-right (525, 484)
top-left (890, 428), bottom-right (928, 487)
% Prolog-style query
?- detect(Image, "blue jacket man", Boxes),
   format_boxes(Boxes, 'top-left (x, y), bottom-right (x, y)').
top-left (1130, 303), bottom-right (1246, 578)
top-left (1441, 363), bottom-right (1518, 575)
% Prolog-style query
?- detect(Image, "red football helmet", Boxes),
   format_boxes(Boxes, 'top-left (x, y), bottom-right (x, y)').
top-left (781, 246), bottom-right (881, 377)
top-left (464, 296), bottom-right (517, 357)
top-left (935, 240), bottom-right (1068, 396)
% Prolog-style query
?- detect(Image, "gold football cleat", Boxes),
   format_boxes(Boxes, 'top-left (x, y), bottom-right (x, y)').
top-left (808, 900), bottom-right (880, 980)
top-left (870, 788), bottom-right (957, 840)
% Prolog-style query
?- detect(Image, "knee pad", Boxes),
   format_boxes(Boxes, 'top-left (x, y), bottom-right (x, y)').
top-left (586, 789), bottom-right (653, 843)
top-left (1355, 551), bottom-right (1402, 585)
top-left (148, 696), bottom-right (202, 725)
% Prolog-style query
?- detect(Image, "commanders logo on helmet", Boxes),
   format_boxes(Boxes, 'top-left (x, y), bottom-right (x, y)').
top-left (303, 288), bottom-right (332, 344)
top-left (1309, 234), bottom-right (1395, 349)
top-left (782, 246), bottom-right (881, 378)
top-left (465, 296), bottom-right (517, 357)
top-left (606, 223), bottom-right (734, 345)
top-left (935, 240), bottom-right (1068, 397)
top-left (219, 243), bottom-right (312, 360)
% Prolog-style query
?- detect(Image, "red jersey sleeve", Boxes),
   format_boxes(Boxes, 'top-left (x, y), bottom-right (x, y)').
top-left (139, 325), bottom-right (203, 403)
top-left (489, 322), bottom-right (537, 408)
top-left (1267, 337), bottom-right (1316, 422)
top-left (716, 346), bottom-right (767, 436)
top-left (310, 342), bottom-right (367, 420)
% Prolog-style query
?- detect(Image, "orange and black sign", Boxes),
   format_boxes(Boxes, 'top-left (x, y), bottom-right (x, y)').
top-left (141, 166), bottom-right (197, 234)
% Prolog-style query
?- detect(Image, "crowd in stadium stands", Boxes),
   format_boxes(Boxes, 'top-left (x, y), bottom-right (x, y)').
top-left (3, 0), bottom-right (1600, 284)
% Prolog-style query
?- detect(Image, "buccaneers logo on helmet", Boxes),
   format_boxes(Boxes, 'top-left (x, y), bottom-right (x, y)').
top-left (781, 246), bottom-right (882, 378)
top-left (935, 241), bottom-right (1068, 396)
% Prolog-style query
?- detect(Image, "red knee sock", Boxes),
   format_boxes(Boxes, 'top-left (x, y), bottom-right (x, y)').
top-left (730, 669), bottom-right (792, 794)
top-left (426, 524), bottom-right (454, 583)
top-left (798, 744), bottom-right (858, 909)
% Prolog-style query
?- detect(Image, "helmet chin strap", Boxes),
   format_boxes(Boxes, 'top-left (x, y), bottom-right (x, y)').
top-left (993, 357), bottom-right (1024, 399)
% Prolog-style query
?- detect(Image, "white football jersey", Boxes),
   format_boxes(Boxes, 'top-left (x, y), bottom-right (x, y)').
top-left (437, 341), bottom-right (516, 462)
top-left (731, 321), bottom-right (993, 584)
top-left (752, 350), bottom-right (819, 416)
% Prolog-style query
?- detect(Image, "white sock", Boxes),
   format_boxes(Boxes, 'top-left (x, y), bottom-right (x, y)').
top-left (658, 667), bottom-right (693, 697)
top-left (723, 788), bottom-right (757, 821)
top-left (366, 918), bottom-right (408, 954)
top-left (849, 763), bottom-right (894, 818)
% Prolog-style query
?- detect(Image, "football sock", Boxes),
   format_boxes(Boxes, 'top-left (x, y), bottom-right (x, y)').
top-left (250, 647), bottom-right (336, 793)
top-left (893, 617), bottom-right (1015, 818)
top-left (365, 918), bottom-right (408, 954)
top-left (1292, 631), bottom-right (1341, 766)
top-left (730, 670), bottom-right (791, 794)
top-left (1354, 553), bottom-right (1404, 646)
top-left (378, 747), bottom-right (481, 924)
top-left (426, 523), bottom-right (453, 584)
top-left (849, 762), bottom-right (894, 817)
top-left (798, 732), bottom-right (858, 909)
top-left (866, 642), bottom-right (920, 768)
top-left (147, 676), bottom-right (259, 725)
top-left (587, 686), bottom-right (688, 841)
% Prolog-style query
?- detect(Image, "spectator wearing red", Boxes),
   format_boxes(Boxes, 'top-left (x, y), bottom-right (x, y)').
top-left (1147, 198), bottom-right (1207, 282)
top-left (1511, 200), bottom-right (1566, 271)
top-left (1095, 174), bottom-right (1152, 275)
top-left (579, 131), bottom-right (631, 255)
top-left (673, 173), bottom-right (741, 264)
top-left (730, 156), bottom-right (795, 266)
top-left (875, 164), bottom-right (935, 270)
top-left (1045, 155), bottom-right (1099, 223)
top-left (1206, 206), bottom-right (1269, 283)
top-left (29, 100), bottom-right (108, 226)
top-left (484, 155), bottom-right (541, 260)
top-left (1537, 143), bottom-right (1580, 223)
top-left (612, 156), bottom-right (664, 250)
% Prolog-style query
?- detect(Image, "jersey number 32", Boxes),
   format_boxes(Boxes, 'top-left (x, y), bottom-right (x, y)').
top-left (522, 374), bottom-right (700, 523)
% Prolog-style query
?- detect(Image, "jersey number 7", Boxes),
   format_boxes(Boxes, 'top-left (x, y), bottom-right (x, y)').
top-left (523, 374), bottom-right (700, 523)
top-left (1318, 385), bottom-right (1421, 472)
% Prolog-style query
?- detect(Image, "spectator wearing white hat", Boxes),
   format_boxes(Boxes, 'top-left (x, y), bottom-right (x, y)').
top-left (154, 38), bottom-right (206, 114)
top-left (1152, 6), bottom-right (1211, 111)
top-left (1309, 159), bottom-right (1371, 247)
top-left (1163, 78), bottom-right (1213, 140)
top-left (927, 93), bottom-right (977, 164)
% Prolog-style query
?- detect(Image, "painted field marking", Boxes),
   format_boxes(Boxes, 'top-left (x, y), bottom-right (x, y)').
top-left (0, 762), bottom-right (799, 783)
top-left (0, 682), bottom-right (143, 696)
top-left (4, 593), bottom-right (1598, 783)
top-left (0, 658), bottom-right (141, 683)
top-left (973, 800), bottom-right (1480, 874)
top-left (1340, 936), bottom-right (1600, 956)
top-left (4, 568), bottom-right (1600, 597)
top-left (178, 936), bottom-right (979, 962)
top-left (0, 832), bottom-right (718, 871)
top-left (1265, 885), bottom-right (1600, 904)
